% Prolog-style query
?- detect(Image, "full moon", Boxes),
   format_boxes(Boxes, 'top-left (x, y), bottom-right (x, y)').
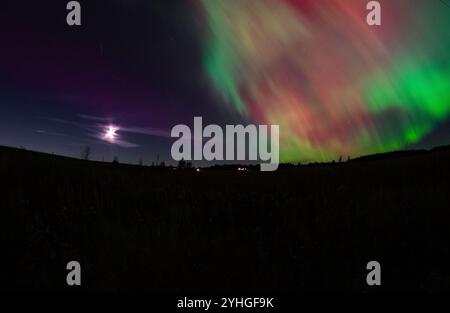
top-left (104, 125), bottom-right (119, 143)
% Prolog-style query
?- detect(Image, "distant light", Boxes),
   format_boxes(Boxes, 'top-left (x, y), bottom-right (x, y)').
top-left (196, 168), bottom-right (201, 172)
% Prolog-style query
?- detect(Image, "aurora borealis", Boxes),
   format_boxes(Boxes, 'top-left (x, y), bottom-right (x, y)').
top-left (201, 0), bottom-right (450, 162)
top-left (0, 0), bottom-right (449, 165)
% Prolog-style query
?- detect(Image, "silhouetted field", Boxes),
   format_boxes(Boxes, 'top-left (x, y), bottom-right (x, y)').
top-left (1, 145), bottom-right (449, 292)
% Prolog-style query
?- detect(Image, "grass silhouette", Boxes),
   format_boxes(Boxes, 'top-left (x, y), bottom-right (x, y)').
top-left (1, 145), bottom-right (449, 292)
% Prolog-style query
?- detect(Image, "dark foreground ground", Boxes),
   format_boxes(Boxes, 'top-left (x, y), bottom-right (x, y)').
top-left (1, 146), bottom-right (449, 292)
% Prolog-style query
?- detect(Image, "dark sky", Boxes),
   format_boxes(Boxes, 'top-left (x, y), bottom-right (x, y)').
top-left (1, 0), bottom-right (449, 165)
top-left (0, 0), bottom-right (244, 165)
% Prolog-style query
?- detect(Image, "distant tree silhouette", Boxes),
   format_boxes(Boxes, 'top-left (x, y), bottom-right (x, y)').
top-left (112, 156), bottom-right (119, 164)
top-left (81, 146), bottom-right (91, 160)
top-left (139, 158), bottom-right (143, 166)
top-left (178, 159), bottom-right (186, 169)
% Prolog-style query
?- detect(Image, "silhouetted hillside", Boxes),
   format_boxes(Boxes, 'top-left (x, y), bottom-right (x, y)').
top-left (1, 145), bottom-right (450, 292)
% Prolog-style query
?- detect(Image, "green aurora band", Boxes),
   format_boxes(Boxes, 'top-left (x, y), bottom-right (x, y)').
top-left (201, 0), bottom-right (450, 162)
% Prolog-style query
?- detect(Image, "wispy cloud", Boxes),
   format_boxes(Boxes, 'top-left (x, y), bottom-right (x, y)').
top-left (86, 133), bottom-right (141, 148)
top-left (76, 113), bottom-right (114, 122)
top-left (34, 129), bottom-right (67, 137)
top-left (40, 113), bottom-right (171, 149)
top-left (119, 126), bottom-right (171, 138)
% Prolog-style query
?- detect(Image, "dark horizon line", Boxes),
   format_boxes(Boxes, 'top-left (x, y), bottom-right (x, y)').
top-left (2, 143), bottom-right (450, 170)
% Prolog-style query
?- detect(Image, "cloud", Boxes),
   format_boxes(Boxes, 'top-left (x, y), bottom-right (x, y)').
top-left (119, 126), bottom-right (171, 138)
top-left (76, 114), bottom-right (114, 122)
top-left (34, 129), bottom-right (66, 137)
top-left (41, 113), bottom-right (170, 149)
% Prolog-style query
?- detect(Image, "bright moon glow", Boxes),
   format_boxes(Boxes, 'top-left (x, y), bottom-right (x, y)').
top-left (104, 125), bottom-right (119, 142)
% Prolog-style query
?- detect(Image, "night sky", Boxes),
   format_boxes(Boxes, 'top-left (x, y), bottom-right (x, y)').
top-left (1, 0), bottom-right (449, 165)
